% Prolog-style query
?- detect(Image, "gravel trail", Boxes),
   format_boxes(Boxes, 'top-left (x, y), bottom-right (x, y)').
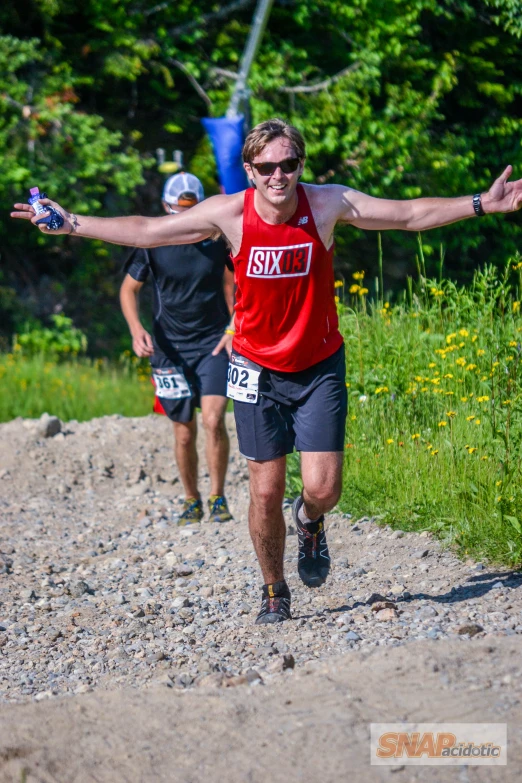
top-left (0, 413), bottom-right (521, 781)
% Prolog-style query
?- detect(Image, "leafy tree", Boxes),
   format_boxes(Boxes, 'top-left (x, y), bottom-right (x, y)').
top-left (1, 0), bottom-right (521, 352)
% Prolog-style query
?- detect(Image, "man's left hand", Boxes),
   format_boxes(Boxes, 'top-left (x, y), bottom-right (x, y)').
top-left (484, 166), bottom-right (522, 214)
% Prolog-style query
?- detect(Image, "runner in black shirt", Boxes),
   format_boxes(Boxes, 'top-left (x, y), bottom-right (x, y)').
top-left (120, 172), bottom-right (235, 525)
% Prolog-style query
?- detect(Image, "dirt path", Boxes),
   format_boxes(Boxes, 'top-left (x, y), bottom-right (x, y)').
top-left (0, 414), bottom-right (521, 781)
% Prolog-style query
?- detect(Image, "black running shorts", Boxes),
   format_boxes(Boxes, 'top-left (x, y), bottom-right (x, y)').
top-left (232, 344), bottom-right (347, 461)
top-left (151, 348), bottom-right (228, 423)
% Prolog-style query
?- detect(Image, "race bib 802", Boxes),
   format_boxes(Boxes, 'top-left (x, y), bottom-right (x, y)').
top-left (227, 353), bottom-right (261, 404)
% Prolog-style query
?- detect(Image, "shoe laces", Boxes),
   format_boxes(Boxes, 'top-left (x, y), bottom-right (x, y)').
top-left (181, 498), bottom-right (201, 514)
top-left (260, 595), bottom-right (290, 617)
top-left (299, 520), bottom-right (323, 555)
top-left (210, 495), bottom-right (227, 512)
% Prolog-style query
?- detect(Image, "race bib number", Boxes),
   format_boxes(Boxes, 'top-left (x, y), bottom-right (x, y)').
top-left (152, 368), bottom-right (192, 400)
top-left (227, 354), bottom-right (261, 404)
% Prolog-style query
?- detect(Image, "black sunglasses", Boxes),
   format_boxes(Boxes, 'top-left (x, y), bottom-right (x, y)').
top-left (250, 157), bottom-right (301, 176)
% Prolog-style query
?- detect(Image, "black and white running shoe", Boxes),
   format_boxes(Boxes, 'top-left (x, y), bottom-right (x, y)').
top-left (293, 494), bottom-right (331, 588)
top-left (255, 582), bottom-right (292, 624)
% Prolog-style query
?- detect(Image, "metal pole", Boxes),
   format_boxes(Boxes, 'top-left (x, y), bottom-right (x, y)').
top-left (226, 0), bottom-right (274, 118)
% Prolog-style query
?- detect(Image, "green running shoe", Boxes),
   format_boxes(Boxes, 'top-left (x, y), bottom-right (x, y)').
top-left (207, 495), bottom-right (233, 524)
top-left (177, 498), bottom-right (204, 526)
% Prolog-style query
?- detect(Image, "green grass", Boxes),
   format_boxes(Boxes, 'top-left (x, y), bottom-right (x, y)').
top-left (288, 253), bottom-right (522, 567)
top-left (4, 249), bottom-right (522, 567)
top-left (0, 352), bottom-right (153, 421)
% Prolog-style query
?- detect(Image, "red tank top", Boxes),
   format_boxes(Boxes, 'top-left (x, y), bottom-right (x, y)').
top-left (231, 184), bottom-right (343, 372)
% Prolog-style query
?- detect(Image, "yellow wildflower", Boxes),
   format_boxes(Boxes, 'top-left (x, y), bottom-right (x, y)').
top-left (349, 284), bottom-right (360, 294)
top-left (509, 341), bottom-right (517, 347)
top-left (443, 373), bottom-right (453, 379)
top-left (352, 271), bottom-right (365, 280)
top-left (459, 329), bottom-right (469, 337)
top-left (456, 357), bottom-right (466, 366)
top-left (446, 411), bottom-right (456, 418)
top-left (461, 397), bottom-right (468, 402)
top-left (466, 415), bottom-right (475, 421)
top-left (411, 433), bottom-right (420, 440)
top-left (466, 364), bottom-right (477, 371)
top-left (467, 447), bottom-right (477, 454)
top-left (431, 449), bottom-right (439, 455)
top-left (477, 349), bottom-right (485, 356)
top-left (375, 386), bottom-right (389, 394)
top-left (513, 301), bottom-right (520, 313)
top-left (446, 333), bottom-right (457, 344)
top-left (438, 421), bottom-right (447, 427)
top-left (475, 419), bottom-right (481, 425)
top-left (334, 280), bottom-right (344, 288)
top-left (386, 438), bottom-right (394, 445)
top-left (428, 362), bottom-right (436, 368)
top-left (481, 456), bottom-right (488, 461)
top-left (358, 287), bottom-right (369, 296)
top-left (476, 395), bottom-right (489, 403)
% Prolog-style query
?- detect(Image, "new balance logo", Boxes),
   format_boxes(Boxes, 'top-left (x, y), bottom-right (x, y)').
top-left (246, 243), bottom-right (313, 278)
top-left (297, 216), bottom-right (309, 226)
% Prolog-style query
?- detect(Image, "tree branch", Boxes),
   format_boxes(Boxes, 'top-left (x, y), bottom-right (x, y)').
top-left (209, 66), bottom-right (239, 81)
top-left (166, 58), bottom-right (212, 108)
top-left (278, 62), bottom-right (361, 93)
top-left (208, 62), bottom-right (361, 94)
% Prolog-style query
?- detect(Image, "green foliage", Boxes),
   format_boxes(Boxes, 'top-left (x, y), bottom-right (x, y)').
top-left (14, 314), bottom-right (88, 357)
top-left (327, 252), bottom-right (522, 566)
top-left (0, 351), bottom-right (152, 421)
top-left (1, 0), bottom-right (522, 353)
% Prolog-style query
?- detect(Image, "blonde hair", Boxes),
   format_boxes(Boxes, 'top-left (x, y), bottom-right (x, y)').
top-left (242, 118), bottom-right (306, 163)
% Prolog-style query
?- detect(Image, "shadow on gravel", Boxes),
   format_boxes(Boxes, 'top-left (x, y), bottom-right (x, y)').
top-left (397, 570), bottom-right (522, 606)
top-left (323, 571), bottom-right (522, 615)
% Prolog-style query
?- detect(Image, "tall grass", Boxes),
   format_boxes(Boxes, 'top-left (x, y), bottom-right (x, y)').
top-left (0, 351), bottom-right (153, 421)
top-left (289, 251), bottom-right (522, 566)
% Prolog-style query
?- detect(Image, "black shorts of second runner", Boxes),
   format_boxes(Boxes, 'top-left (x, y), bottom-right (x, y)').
top-left (233, 344), bottom-right (347, 461)
top-left (151, 348), bottom-right (228, 423)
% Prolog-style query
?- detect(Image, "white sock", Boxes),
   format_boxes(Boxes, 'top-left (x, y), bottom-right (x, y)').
top-left (297, 498), bottom-right (321, 526)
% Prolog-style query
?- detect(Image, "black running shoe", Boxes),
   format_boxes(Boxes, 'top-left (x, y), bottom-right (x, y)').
top-left (293, 494), bottom-right (331, 588)
top-left (255, 581), bottom-right (292, 625)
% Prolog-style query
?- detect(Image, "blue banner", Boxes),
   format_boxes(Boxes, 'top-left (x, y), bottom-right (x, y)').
top-left (202, 115), bottom-right (248, 194)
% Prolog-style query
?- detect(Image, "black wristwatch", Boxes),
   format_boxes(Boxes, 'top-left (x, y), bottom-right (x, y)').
top-left (473, 193), bottom-right (485, 217)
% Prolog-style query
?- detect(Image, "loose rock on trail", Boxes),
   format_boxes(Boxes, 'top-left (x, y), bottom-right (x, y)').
top-left (0, 413), bottom-right (521, 781)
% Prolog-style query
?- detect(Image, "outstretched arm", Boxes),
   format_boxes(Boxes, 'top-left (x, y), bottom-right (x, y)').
top-left (335, 166), bottom-right (522, 231)
top-left (11, 194), bottom-right (228, 247)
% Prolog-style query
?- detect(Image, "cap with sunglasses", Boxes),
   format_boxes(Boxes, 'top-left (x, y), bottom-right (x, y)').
top-left (250, 157), bottom-right (301, 177)
top-left (162, 172), bottom-right (205, 206)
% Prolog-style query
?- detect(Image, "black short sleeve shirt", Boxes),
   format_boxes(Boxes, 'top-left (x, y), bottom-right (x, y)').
top-left (125, 239), bottom-right (231, 357)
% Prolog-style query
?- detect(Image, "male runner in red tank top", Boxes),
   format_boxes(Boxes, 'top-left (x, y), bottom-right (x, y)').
top-left (13, 119), bottom-right (522, 624)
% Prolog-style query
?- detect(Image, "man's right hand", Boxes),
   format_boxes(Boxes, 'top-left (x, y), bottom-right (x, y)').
top-left (132, 327), bottom-right (154, 358)
top-left (11, 198), bottom-right (73, 235)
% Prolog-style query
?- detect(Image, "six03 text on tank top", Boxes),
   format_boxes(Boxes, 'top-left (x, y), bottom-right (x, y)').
top-left (232, 184), bottom-right (343, 373)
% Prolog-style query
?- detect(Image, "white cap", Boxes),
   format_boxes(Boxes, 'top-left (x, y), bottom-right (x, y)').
top-left (162, 172), bottom-right (204, 205)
